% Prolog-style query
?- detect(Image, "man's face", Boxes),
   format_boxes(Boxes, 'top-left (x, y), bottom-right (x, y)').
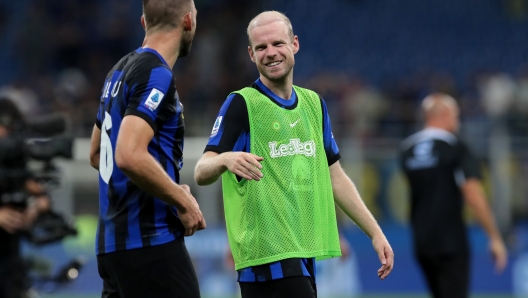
top-left (179, 4), bottom-right (197, 57)
top-left (248, 21), bottom-right (299, 83)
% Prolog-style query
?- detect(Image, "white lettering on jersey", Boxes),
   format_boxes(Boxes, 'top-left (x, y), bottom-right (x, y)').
top-left (103, 82), bottom-right (111, 99)
top-left (406, 141), bottom-right (439, 169)
top-left (144, 88), bottom-right (165, 111)
top-left (268, 139), bottom-right (316, 158)
top-left (111, 81), bottom-right (122, 98)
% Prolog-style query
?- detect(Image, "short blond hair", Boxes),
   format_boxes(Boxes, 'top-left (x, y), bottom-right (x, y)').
top-left (247, 11), bottom-right (294, 46)
top-left (421, 93), bottom-right (458, 118)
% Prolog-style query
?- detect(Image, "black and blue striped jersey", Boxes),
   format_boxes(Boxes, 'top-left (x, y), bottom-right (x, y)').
top-left (204, 78), bottom-right (340, 282)
top-left (95, 48), bottom-right (185, 255)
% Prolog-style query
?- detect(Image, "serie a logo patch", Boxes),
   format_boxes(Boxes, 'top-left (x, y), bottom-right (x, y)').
top-left (211, 116), bottom-right (223, 137)
top-left (144, 88), bottom-right (165, 111)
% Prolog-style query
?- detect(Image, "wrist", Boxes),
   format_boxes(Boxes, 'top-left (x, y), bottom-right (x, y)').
top-left (172, 185), bottom-right (192, 211)
top-left (218, 152), bottom-right (231, 170)
top-left (370, 230), bottom-right (386, 241)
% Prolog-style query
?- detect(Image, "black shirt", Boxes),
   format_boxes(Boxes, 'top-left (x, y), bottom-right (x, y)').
top-left (400, 128), bottom-right (481, 255)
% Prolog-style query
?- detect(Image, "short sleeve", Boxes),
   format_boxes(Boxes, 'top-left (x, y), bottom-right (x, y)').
top-left (95, 105), bottom-right (102, 129)
top-left (456, 141), bottom-right (482, 180)
top-left (320, 97), bottom-right (341, 166)
top-left (204, 93), bottom-right (250, 154)
top-left (124, 66), bottom-right (175, 132)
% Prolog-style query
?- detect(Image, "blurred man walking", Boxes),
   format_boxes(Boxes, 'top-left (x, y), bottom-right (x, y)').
top-left (400, 93), bottom-right (507, 298)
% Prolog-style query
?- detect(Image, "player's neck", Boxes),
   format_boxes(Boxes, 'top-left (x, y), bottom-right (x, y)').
top-left (259, 75), bottom-right (294, 100)
top-left (142, 32), bottom-right (181, 69)
top-left (425, 122), bottom-right (451, 132)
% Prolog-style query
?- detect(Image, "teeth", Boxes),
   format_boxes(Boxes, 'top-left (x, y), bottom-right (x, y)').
top-left (268, 61), bottom-right (280, 66)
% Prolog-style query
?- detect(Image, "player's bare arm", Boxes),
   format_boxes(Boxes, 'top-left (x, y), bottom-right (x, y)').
top-left (89, 125), bottom-right (101, 170)
top-left (194, 151), bottom-right (264, 185)
top-left (329, 161), bottom-right (394, 280)
top-left (462, 178), bottom-right (507, 273)
top-left (115, 115), bottom-right (206, 236)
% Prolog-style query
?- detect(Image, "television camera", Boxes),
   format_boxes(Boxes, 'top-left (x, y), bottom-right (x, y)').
top-left (0, 99), bottom-right (77, 245)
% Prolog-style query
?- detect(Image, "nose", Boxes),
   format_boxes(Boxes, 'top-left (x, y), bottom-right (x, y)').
top-left (265, 46), bottom-right (278, 58)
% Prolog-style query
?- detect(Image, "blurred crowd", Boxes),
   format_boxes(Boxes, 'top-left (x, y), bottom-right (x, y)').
top-left (303, 68), bottom-right (528, 144)
top-left (1, 1), bottom-right (528, 145)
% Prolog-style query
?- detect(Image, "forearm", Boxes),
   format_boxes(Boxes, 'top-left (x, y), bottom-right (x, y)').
top-left (90, 125), bottom-right (101, 170)
top-left (466, 189), bottom-right (502, 241)
top-left (194, 152), bottom-right (228, 185)
top-left (90, 153), bottom-right (100, 170)
top-left (118, 153), bottom-right (188, 210)
top-left (331, 164), bottom-right (384, 239)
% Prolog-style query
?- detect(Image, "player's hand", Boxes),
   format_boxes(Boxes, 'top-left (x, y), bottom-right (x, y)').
top-left (223, 152), bottom-right (264, 181)
top-left (0, 206), bottom-right (26, 234)
top-left (178, 185), bottom-right (206, 236)
top-left (490, 237), bottom-right (507, 274)
top-left (372, 235), bottom-right (394, 280)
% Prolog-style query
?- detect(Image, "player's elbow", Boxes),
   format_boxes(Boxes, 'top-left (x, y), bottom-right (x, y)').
top-left (194, 164), bottom-right (214, 186)
top-left (115, 148), bottom-right (136, 173)
top-left (194, 169), bottom-right (209, 186)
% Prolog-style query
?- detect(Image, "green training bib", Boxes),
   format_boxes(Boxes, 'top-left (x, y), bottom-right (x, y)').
top-left (222, 86), bottom-right (341, 270)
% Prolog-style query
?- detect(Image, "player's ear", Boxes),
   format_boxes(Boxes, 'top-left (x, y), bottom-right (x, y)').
top-left (292, 35), bottom-right (299, 54)
top-left (248, 46), bottom-right (256, 63)
top-left (141, 15), bottom-right (146, 31)
top-left (183, 11), bottom-right (193, 32)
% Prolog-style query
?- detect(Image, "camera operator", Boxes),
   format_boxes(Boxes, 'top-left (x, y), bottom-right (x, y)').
top-left (0, 98), bottom-right (50, 298)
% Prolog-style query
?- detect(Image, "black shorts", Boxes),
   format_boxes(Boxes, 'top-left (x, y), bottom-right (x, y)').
top-left (239, 276), bottom-right (316, 298)
top-left (417, 252), bottom-right (470, 298)
top-left (97, 237), bottom-right (200, 298)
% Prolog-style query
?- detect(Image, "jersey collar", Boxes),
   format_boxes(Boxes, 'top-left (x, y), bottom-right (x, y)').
top-left (136, 47), bottom-right (169, 67)
top-left (254, 78), bottom-right (297, 107)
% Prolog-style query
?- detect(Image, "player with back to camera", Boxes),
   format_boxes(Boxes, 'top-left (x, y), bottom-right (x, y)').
top-left (89, 0), bottom-right (205, 297)
top-left (194, 11), bottom-right (394, 298)
top-left (400, 93), bottom-right (508, 298)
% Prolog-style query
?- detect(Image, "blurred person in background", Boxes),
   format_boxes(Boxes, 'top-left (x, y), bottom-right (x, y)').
top-left (0, 98), bottom-right (50, 298)
top-left (399, 93), bottom-right (508, 298)
top-left (88, 0), bottom-right (205, 297)
top-left (194, 11), bottom-right (393, 298)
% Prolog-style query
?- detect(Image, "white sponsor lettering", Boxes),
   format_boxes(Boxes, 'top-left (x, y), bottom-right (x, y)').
top-left (406, 141), bottom-right (438, 169)
top-left (268, 138), bottom-right (316, 158)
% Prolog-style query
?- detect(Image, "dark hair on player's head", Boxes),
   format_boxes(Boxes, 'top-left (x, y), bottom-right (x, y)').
top-left (142, 0), bottom-right (193, 32)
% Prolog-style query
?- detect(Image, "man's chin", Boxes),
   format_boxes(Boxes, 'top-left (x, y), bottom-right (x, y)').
top-left (264, 72), bottom-right (289, 83)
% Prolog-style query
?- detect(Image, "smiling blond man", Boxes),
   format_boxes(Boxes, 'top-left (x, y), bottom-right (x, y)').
top-left (194, 11), bottom-right (394, 297)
